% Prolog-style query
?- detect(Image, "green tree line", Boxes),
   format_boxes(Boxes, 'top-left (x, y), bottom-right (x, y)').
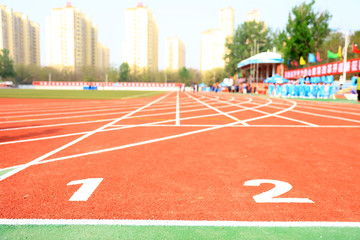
top-left (225, 0), bottom-right (360, 76)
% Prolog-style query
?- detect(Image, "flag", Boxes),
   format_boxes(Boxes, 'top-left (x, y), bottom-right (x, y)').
top-left (294, 60), bottom-right (298, 67)
top-left (316, 52), bottom-right (323, 62)
top-left (327, 50), bottom-right (338, 59)
top-left (338, 46), bottom-right (342, 58)
top-left (300, 56), bottom-right (306, 65)
top-left (308, 53), bottom-right (316, 63)
top-left (287, 60), bottom-right (291, 67)
top-left (352, 44), bottom-right (360, 54)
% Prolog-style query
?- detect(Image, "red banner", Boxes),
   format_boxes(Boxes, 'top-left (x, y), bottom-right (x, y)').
top-left (284, 58), bottom-right (360, 79)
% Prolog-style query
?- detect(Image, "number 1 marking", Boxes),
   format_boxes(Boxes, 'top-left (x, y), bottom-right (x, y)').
top-left (244, 179), bottom-right (314, 203)
top-left (67, 178), bottom-right (103, 201)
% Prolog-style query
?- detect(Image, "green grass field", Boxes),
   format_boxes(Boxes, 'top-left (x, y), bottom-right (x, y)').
top-left (0, 225), bottom-right (359, 240)
top-left (0, 88), bottom-right (165, 100)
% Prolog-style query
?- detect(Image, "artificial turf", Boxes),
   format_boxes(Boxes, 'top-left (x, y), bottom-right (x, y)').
top-left (0, 225), bottom-right (359, 240)
top-left (0, 88), bottom-right (165, 100)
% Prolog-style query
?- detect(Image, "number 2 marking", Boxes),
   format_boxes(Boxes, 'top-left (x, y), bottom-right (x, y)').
top-left (67, 178), bottom-right (103, 201)
top-left (244, 179), bottom-right (314, 203)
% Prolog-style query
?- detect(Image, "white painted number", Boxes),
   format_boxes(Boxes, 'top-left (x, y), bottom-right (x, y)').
top-left (244, 179), bottom-right (314, 203)
top-left (67, 178), bottom-right (103, 201)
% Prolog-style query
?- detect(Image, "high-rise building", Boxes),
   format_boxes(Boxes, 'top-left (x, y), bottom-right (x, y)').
top-left (200, 7), bottom-right (234, 72)
top-left (46, 3), bottom-right (109, 72)
top-left (220, 8), bottom-right (235, 38)
top-left (165, 37), bottom-right (185, 72)
top-left (246, 10), bottom-right (260, 23)
top-left (97, 43), bottom-right (110, 71)
top-left (123, 3), bottom-right (158, 75)
top-left (0, 5), bottom-right (40, 65)
top-left (246, 10), bottom-right (267, 30)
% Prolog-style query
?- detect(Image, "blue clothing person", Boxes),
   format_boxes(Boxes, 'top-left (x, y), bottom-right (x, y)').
top-left (268, 84), bottom-right (275, 96)
top-left (311, 84), bottom-right (318, 98)
top-left (318, 84), bottom-right (325, 98)
top-left (275, 85), bottom-right (282, 96)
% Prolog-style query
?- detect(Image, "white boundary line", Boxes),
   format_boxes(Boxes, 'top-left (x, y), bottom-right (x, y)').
top-left (0, 219), bottom-right (359, 227)
top-left (0, 98), bottom-right (218, 128)
top-left (20, 120), bottom-right (246, 167)
top-left (1, 94), bottom-right (358, 172)
top-left (0, 93), bottom-right (171, 181)
top-left (233, 94), bottom-right (360, 122)
top-left (186, 93), bottom-right (249, 126)
top-left (0, 95), bottom-right (292, 169)
top-left (176, 91), bottom-right (180, 126)
top-left (195, 93), bottom-right (317, 127)
top-left (0, 99), bottom-right (271, 146)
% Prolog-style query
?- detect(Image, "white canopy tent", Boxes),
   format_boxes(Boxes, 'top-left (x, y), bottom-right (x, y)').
top-left (237, 51), bottom-right (283, 82)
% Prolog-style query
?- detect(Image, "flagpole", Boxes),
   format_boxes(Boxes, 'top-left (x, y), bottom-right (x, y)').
top-left (342, 32), bottom-right (350, 82)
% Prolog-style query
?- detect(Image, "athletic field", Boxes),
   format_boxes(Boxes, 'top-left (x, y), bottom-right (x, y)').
top-left (1, 89), bottom-right (360, 239)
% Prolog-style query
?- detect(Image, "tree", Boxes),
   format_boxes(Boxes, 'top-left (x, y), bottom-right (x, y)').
top-left (202, 68), bottom-right (227, 86)
top-left (283, 0), bottom-right (331, 64)
top-left (179, 67), bottom-right (191, 85)
top-left (81, 66), bottom-right (97, 82)
top-left (188, 68), bottom-right (201, 84)
top-left (225, 21), bottom-right (271, 76)
top-left (0, 49), bottom-right (15, 80)
top-left (119, 62), bottom-right (130, 82)
top-left (270, 29), bottom-right (288, 55)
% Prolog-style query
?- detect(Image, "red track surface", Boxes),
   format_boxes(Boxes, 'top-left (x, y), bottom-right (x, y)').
top-left (1, 92), bottom-right (360, 222)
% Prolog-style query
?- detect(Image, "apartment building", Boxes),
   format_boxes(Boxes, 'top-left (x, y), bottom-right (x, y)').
top-left (165, 37), bottom-right (185, 72)
top-left (123, 3), bottom-right (158, 75)
top-left (97, 43), bottom-right (110, 71)
top-left (46, 3), bottom-right (109, 72)
top-left (200, 7), bottom-right (234, 72)
top-left (0, 5), bottom-right (40, 65)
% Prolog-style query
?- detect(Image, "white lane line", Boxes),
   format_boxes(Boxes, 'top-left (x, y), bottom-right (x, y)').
top-left (0, 100), bottom-right (250, 133)
top-left (0, 99), bottom-right (266, 146)
top-left (176, 91), bottom-right (180, 126)
top-left (1, 95), bottom-right (355, 172)
top-left (13, 120), bottom-right (247, 168)
top-left (0, 97), bottom-right (296, 174)
top-left (254, 100), bottom-right (360, 124)
top-left (289, 99), bottom-right (360, 112)
top-left (186, 93), bottom-right (248, 126)
top-left (0, 104), bottom-right (173, 125)
top-left (205, 95), bottom-right (318, 127)
top-left (1, 105), bottom-right (142, 119)
top-left (0, 98), bottom-right (214, 126)
top-left (0, 219), bottom-right (359, 227)
top-left (292, 109), bottom-right (360, 124)
top-left (0, 93), bottom-right (171, 182)
top-left (288, 103), bottom-right (360, 116)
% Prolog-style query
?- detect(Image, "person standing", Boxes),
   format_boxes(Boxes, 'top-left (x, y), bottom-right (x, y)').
top-left (357, 74), bottom-right (360, 103)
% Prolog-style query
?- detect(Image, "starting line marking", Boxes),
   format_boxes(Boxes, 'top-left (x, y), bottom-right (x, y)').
top-left (0, 219), bottom-right (359, 227)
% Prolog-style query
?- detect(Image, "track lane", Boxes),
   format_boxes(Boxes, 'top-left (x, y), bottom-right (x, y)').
top-left (1, 92), bottom-right (360, 225)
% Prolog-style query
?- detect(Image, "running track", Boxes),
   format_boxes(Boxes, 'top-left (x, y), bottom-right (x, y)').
top-left (1, 92), bottom-right (360, 225)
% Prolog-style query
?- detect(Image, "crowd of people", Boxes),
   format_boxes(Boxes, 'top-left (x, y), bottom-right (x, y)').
top-left (267, 76), bottom-right (335, 99)
top-left (184, 74), bottom-right (360, 103)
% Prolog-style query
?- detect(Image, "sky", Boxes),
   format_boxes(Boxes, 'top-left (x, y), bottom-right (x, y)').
top-left (2, 0), bottom-right (360, 70)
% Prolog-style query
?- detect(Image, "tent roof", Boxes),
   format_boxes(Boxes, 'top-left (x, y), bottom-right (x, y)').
top-left (237, 51), bottom-right (283, 68)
